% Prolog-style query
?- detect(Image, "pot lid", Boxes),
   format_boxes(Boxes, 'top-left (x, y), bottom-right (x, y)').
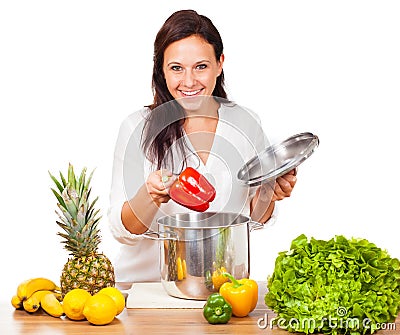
top-left (237, 132), bottom-right (319, 187)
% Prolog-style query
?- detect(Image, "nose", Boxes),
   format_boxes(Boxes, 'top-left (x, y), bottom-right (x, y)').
top-left (181, 69), bottom-right (196, 88)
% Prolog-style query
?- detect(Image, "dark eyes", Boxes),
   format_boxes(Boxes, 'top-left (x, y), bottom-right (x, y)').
top-left (196, 64), bottom-right (207, 70)
top-left (171, 65), bottom-right (182, 71)
top-left (170, 64), bottom-right (207, 71)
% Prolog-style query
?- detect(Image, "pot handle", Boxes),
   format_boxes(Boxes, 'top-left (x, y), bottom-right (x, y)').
top-left (249, 220), bottom-right (264, 232)
top-left (249, 215), bottom-right (278, 232)
top-left (142, 230), bottom-right (178, 241)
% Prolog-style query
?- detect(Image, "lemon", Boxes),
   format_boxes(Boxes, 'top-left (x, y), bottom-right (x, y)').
top-left (98, 287), bottom-right (126, 315)
top-left (83, 293), bottom-right (117, 326)
top-left (63, 289), bottom-right (91, 321)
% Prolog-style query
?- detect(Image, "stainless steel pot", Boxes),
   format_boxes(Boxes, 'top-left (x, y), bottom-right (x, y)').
top-left (147, 212), bottom-right (262, 300)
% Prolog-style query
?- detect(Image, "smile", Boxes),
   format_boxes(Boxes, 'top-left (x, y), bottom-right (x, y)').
top-left (180, 89), bottom-right (202, 96)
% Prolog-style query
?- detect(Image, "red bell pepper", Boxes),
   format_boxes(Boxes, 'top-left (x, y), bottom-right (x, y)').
top-left (169, 167), bottom-right (216, 212)
top-left (178, 167), bottom-right (216, 202)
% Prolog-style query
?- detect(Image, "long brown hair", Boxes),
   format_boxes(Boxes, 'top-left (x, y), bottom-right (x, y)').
top-left (141, 10), bottom-right (228, 170)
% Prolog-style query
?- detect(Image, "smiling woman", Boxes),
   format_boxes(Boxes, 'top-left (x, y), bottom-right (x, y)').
top-left (163, 35), bottom-right (224, 100)
top-left (107, 9), bottom-right (297, 285)
top-left (162, 35), bottom-right (223, 166)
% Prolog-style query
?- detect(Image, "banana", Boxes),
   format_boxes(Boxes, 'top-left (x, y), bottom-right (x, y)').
top-left (40, 292), bottom-right (64, 317)
top-left (16, 279), bottom-right (30, 301)
top-left (17, 277), bottom-right (59, 300)
top-left (11, 295), bottom-right (23, 309)
top-left (22, 290), bottom-right (57, 313)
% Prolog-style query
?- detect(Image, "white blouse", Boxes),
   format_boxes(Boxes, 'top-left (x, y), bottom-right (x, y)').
top-left (107, 102), bottom-right (273, 282)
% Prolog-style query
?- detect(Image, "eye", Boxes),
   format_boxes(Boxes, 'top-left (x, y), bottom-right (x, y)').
top-left (196, 64), bottom-right (207, 70)
top-left (171, 65), bottom-right (182, 71)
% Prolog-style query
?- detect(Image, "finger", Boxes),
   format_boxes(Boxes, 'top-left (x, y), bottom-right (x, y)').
top-left (146, 178), bottom-right (169, 195)
top-left (161, 175), bottom-right (177, 189)
top-left (151, 184), bottom-right (170, 195)
top-left (270, 181), bottom-right (282, 201)
top-left (150, 171), bottom-right (172, 191)
top-left (160, 169), bottom-right (174, 183)
top-left (286, 168), bottom-right (297, 176)
top-left (146, 178), bottom-right (163, 192)
top-left (160, 168), bottom-right (173, 178)
top-left (153, 194), bottom-right (171, 203)
top-left (281, 174), bottom-right (297, 187)
top-left (274, 177), bottom-right (293, 200)
top-left (158, 170), bottom-right (177, 189)
top-left (277, 176), bottom-right (292, 190)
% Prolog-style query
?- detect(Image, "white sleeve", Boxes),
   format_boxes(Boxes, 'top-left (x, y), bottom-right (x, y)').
top-left (107, 110), bottom-right (149, 245)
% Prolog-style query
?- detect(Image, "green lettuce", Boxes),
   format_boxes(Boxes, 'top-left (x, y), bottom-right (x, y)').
top-left (265, 234), bottom-right (400, 334)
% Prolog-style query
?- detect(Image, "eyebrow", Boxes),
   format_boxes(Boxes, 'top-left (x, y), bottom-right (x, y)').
top-left (166, 60), bottom-right (212, 67)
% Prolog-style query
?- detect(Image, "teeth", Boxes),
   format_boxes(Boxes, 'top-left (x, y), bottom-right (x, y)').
top-left (182, 89), bottom-right (201, 96)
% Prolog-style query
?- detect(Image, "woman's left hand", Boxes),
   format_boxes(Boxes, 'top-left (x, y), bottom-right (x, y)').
top-left (252, 168), bottom-right (297, 205)
top-left (271, 168), bottom-right (297, 201)
top-left (250, 168), bottom-right (297, 223)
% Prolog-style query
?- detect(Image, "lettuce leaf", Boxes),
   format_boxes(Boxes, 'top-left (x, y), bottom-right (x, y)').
top-left (265, 234), bottom-right (400, 334)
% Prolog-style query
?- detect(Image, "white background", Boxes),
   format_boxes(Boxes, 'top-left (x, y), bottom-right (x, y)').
top-left (1, 1), bottom-right (399, 304)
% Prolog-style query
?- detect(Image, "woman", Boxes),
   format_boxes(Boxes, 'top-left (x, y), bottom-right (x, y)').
top-left (108, 9), bottom-right (296, 283)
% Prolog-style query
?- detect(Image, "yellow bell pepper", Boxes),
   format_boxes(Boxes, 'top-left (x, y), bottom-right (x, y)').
top-left (219, 273), bottom-right (258, 317)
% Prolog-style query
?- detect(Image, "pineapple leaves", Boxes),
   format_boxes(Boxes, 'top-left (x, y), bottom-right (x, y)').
top-left (62, 188), bottom-right (78, 219)
top-left (51, 188), bottom-right (66, 209)
top-left (67, 163), bottom-right (76, 191)
top-left (59, 171), bottom-right (67, 188)
top-left (85, 169), bottom-right (95, 193)
top-left (76, 205), bottom-right (86, 226)
top-left (78, 167), bottom-right (86, 190)
top-left (50, 163), bottom-right (102, 256)
top-left (49, 171), bottom-right (65, 194)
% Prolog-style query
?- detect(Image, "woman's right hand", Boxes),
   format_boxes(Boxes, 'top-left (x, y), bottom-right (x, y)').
top-left (145, 170), bottom-right (176, 206)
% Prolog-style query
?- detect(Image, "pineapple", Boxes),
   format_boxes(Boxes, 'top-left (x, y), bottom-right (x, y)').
top-left (49, 163), bottom-right (115, 297)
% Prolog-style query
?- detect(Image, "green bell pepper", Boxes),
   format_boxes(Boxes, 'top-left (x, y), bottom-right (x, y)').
top-left (203, 293), bottom-right (232, 324)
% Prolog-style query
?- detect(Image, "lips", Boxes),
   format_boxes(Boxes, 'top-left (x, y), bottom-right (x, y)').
top-left (180, 89), bottom-right (203, 97)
